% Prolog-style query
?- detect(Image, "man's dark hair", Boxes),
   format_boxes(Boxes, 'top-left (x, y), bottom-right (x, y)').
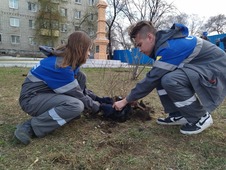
top-left (129, 21), bottom-right (157, 41)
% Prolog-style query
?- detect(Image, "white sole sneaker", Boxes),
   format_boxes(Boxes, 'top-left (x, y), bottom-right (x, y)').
top-left (180, 113), bottom-right (213, 135)
top-left (156, 116), bottom-right (188, 125)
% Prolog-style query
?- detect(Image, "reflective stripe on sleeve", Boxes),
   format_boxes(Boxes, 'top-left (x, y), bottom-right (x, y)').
top-left (154, 60), bottom-right (177, 71)
top-left (27, 71), bottom-right (43, 82)
top-left (157, 89), bottom-right (167, 96)
top-left (54, 79), bottom-right (79, 93)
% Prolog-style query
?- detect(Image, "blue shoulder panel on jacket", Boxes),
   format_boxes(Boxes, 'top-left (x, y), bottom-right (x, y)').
top-left (31, 57), bottom-right (75, 90)
top-left (156, 36), bottom-right (197, 66)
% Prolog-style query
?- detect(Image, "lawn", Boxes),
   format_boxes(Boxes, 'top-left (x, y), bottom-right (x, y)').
top-left (0, 67), bottom-right (225, 170)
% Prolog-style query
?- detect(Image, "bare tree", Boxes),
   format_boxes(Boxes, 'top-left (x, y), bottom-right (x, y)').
top-left (159, 13), bottom-right (189, 29)
top-left (105, 0), bottom-right (179, 55)
top-left (72, 5), bottom-right (98, 39)
top-left (187, 14), bottom-right (205, 36)
top-left (117, 0), bottom-right (177, 79)
top-left (161, 13), bottom-right (204, 36)
top-left (114, 22), bottom-right (133, 50)
top-left (121, 0), bottom-right (176, 28)
top-left (35, 0), bottom-right (63, 46)
top-left (106, 0), bottom-right (125, 59)
top-left (204, 14), bottom-right (226, 34)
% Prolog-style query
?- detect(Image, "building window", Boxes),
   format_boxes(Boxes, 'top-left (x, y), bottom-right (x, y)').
top-left (44, 3), bottom-right (58, 12)
top-left (75, 0), bottom-right (81, 4)
top-left (61, 40), bottom-right (66, 44)
top-left (75, 11), bottom-right (81, 19)
top-left (88, 28), bottom-right (94, 36)
top-left (51, 20), bottom-right (59, 29)
top-left (11, 35), bottom-right (20, 44)
top-left (41, 20), bottom-right (49, 29)
top-left (96, 45), bottom-right (99, 53)
top-left (28, 37), bottom-right (36, 45)
top-left (28, 2), bottom-right (37, 12)
top-left (60, 24), bottom-right (67, 32)
top-left (60, 8), bottom-right (67, 17)
top-left (51, 0), bottom-right (59, 3)
top-left (29, 20), bottom-right (35, 29)
top-left (89, 0), bottom-right (94, 6)
top-left (10, 18), bottom-right (19, 27)
top-left (90, 13), bottom-right (94, 20)
top-left (74, 25), bottom-right (80, 30)
top-left (40, 19), bottom-right (58, 29)
top-left (9, 0), bottom-right (18, 9)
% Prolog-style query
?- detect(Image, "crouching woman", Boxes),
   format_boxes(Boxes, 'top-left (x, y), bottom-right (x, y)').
top-left (14, 31), bottom-right (100, 145)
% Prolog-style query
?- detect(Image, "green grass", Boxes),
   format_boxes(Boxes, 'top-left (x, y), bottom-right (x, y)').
top-left (0, 67), bottom-right (226, 170)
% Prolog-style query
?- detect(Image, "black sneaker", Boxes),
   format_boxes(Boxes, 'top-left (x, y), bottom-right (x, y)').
top-left (14, 119), bottom-right (35, 145)
top-left (180, 112), bottom-right (213, 135)
top-left (156, 115), bottom-right (188, 125)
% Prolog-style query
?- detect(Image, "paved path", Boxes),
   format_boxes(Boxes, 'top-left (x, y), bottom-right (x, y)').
top-left (0, 56), bottom-right (129, 68)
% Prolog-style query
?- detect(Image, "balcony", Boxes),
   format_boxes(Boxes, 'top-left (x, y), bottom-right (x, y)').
top-left (40, 29), bottom-right (59, 37)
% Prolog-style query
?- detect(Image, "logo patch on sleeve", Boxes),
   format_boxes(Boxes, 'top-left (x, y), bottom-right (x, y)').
top-left (156, 56), bottom-right (162, 61)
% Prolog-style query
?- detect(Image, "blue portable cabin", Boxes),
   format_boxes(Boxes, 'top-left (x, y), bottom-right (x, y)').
top-left (208, 33), bottom-right (226, 51)
top-left (113, 48), bottom-right (153, 65)
top-left (113, 49), bottom-right (132, 63)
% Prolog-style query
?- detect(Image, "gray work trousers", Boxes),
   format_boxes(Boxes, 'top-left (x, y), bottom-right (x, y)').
top-left (25, 93), bottom-right (84, 137)
top-left (22, 71), bottom-right (90, 138)
top-left (158, 69), bottom-right (206, 123)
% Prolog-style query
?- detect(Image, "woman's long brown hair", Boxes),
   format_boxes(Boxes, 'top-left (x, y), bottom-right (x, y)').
top-left (53, 31), bottom-right (92, 69)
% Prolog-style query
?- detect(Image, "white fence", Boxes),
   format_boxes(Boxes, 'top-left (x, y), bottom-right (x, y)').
top-left (0, 56), bottom-right (129, 68)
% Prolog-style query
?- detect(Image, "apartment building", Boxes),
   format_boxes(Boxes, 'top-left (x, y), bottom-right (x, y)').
top-left (0, 0), bottom-right (97, 56)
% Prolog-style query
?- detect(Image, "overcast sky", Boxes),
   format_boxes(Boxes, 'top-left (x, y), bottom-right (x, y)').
top-left (169, 0), bottom-right (226, 18)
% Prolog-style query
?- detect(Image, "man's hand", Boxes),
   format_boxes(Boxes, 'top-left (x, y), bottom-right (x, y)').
top-left (113, 98), bottom-right (128, 111)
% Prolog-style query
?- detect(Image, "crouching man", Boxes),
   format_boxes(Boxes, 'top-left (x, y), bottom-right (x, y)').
top-left (113, 21), bottom-right (226, 135)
